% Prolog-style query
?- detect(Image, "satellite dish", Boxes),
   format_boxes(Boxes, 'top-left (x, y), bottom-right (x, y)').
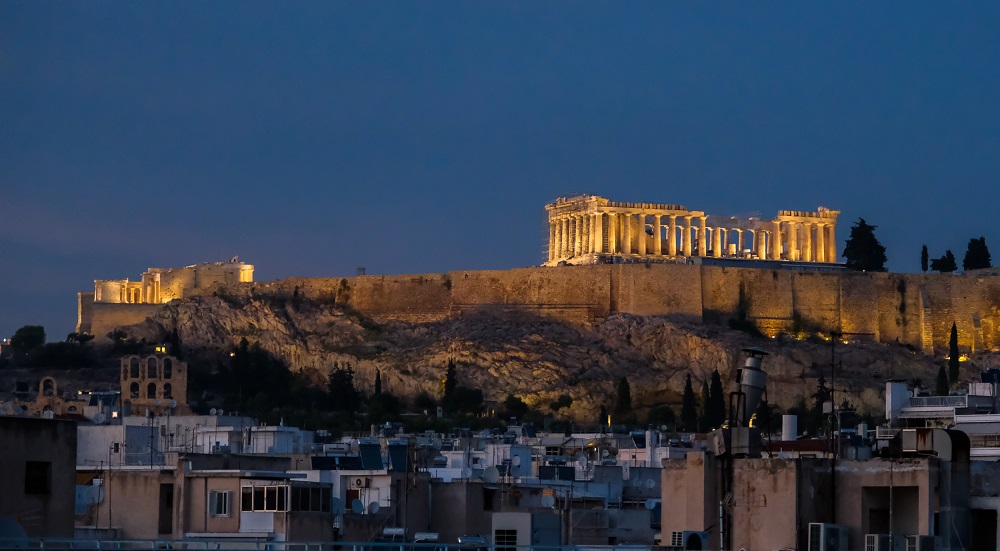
top-left (170, 400), bottom-right (178, 409)
top-left (660, 425), bottom-right (668, 432)
top-left (631, 477), bottom-right (643, 487)
top-left (575, 452), bottom-right (588, 465)
top-left (331, 497), bottom-right (345, 514)
top-left (92, 412), bottom-right (107, 425)
top-left (369, 502), bottom-right (381, 514)
top-left (511, 456), bottom-right (521, 466)
top-left (217, 409), bottom-right (223, 416)
top-left (645, 479), bottom-right (656, 489)
top-left (645, 499), bottom-right (658, 511)
top-left (482, 467), bottom-right (499, 483)
top-left (540, 495), bottom-right (555, 508)
top-left (351, 499), bottom-right (364, 514)
top-left (461, 468), bottom-right (472, 479)
top-left (209, 408), bottom-right (218, 415)
top-left (601, 449), bottom-right (610, 458)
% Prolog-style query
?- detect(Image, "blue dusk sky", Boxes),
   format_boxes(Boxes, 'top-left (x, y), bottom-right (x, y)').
top-left (3, 2), bottom-right (1000, 340)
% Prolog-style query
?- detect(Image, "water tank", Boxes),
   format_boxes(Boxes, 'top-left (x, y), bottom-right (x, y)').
top-left (782, 415), bottom-right (798, 441)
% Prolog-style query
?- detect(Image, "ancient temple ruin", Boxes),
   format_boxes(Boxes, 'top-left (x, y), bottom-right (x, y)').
top-left (544, 195), bottom-right (840, 265)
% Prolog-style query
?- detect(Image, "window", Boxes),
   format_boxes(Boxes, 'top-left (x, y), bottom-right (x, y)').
top-left (147, 382), bottom-right (156, 399)
top-left (289, 486), bottom-right (332, 512)
top-left (129, 357), bottom-right (140, 378)
top-left (495, 529), bottom-right (517, 551)
top-left (163, 383), bottom-right (172, 399)
top-left (24, 461), bottom-right (51, 495)
top-left (147, 357), bottom-right (158, 378)
top-left (209, 490), bottom-right (231, 517)
top-left (163, 358), bottom-right (172, 379)
top-left (129, 382), bottom-right (139, 399)
top-left (240, 485), bottom-right (289, 512)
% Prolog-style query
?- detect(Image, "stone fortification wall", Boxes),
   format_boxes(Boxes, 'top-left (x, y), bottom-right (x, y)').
top-left (84, 264), bottom-right (1000, 354)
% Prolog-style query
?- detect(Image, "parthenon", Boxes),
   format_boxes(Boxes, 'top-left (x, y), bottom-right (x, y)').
top-left (544, 195), bottom-right (840, 266)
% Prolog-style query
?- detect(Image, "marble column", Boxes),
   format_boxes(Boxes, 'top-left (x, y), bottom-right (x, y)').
top-left (636, 214), bottom-right (646, 255)
top-left (736, 230), bottom-right (743, 256)
top-left (804, 224), bottom-right (813, 262)
top-left (563, 218), bottom-right (572, 257)
top-left (622, 213), bottom-right (632, 254)
top-left (826, 224), bottom-right (837, 263)
top-left (592, 213), bottom-right (602, 253)
top-left (816, 223), bottom-right (826, 262)
top-left (756, 230), bottom-right (767, 259)
top-left (697, 217), bottom-right (707, 256)
top-left (771, 221), bottom-right (782, 260)
top-left (668, 216), bottom-right (678, 255)
top-left (789, 222), bottom-right (799, 261)
top-left (712, 226), bottom-right (722, 258)
top-left (652, 215), bottom-right (662, 255)
top-left (549, 220), bottom-right (556, 261)
top-left (606, 213), bottom-right (618, 253)
top-left (682, 216), bottom-right (693, 256)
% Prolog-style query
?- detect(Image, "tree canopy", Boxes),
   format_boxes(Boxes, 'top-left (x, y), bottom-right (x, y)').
top-left (931, 250), bottom-right (958, 273)
top-left (11, 325), bottom-right (45, 356)
top-left (963, 237), bottom-right (992, 271)
top-left (921, 245), bottom-right (928, 273)
top-left (841, 218), bottom-right (887, 271)
top-left (949, 322), bottom-right (960, 384)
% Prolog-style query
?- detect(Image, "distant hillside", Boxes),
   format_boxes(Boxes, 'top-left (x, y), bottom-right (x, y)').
top-left (112, 293), bottom-right (980, 423)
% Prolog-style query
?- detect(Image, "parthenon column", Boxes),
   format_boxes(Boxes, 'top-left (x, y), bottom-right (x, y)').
top-left (736, 230), bottom-right (743, 256)
top-left (712, 227), bottom-right (722, 257)
top-left (826, 225), bottom-right (837, 263)
top-left (606, 213), bottom-right (618, 253)
top-left (653, 215), bottom-right (662, 255)
top-left (697, 218), bottom-right (707, 256)
top-left (621, 213), bottom-right (632, 255)
top-left (549, 220), bottom-right (556, 261)
top-left (816, 223), bottom-right (826, 262)
top-left (803, 224), bottom-right (813, 262)
top-left (771, 221), bottom-right (782, 260)
top-left (592, 213), bottom-right (603, 253)
top-left (682, 216), bottom-right (693, 256)
top-left (562, 218), bottom-right (571, 257)
top-left (668, 216), bottom-right (678, 255)
top-left (637, 214), bottom-right (647, 256)
top-left (789, 222), bottom-right (799, 261)
top-left (756, 231), bottom-right (767, 259)
top-left (584, 215), bottom-right (593, 254)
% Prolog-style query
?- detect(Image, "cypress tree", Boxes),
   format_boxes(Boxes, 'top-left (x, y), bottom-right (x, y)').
top-left (921, 245), bottom-right (929, 273)
top-left (699, 380), bottom-right (710, 431)
top-left (708, 370), bottom-right (727, 428)
top-left (613, 376), bottom-right (633, 424)
top-left (681, 374), bottom-right (698, 432)
top-left (936, 366), bottom-right (950, 396)
top-left (374, 369), bottom-right (382, 395)
top-left (949, 323), bottom-right (960, 384)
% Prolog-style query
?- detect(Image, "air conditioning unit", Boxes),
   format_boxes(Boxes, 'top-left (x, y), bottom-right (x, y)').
top-left (865, 533), bottom-right (905, 551)
top-left (354, 477), bottom-right (370, 488)
top-left (808, 523), bottom-right (849, 551)
top-left (906, 535), bottom-right (935, 551)
top-left (669, 531), bottom-right (708, 550)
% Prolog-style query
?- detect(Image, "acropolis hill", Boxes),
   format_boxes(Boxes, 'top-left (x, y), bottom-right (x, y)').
top-left (71, 197), bottom-right (1000, 417)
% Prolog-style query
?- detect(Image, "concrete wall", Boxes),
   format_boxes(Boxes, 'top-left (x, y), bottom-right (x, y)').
top-left (82, 264), bottom-right (1000, 353)
top-left (0, 417), bottom-right (77, 538)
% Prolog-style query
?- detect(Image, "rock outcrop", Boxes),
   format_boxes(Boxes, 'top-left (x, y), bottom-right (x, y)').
top-left (119, 294), bottom-right (969, 421)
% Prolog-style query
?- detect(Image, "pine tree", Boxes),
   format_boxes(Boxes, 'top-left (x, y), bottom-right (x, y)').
top-left (935, 365), bottom-right (949, 396)
top-left (949, 323), bottom-right (960, 384)
top-left (931, 250), bottom-right (958, 273)
top-left (443, 360), bottom-right (457, 400)
top-left (842, 218), bottom-right (887, 271)
top-left (963, 237), bottom-right (992, 271)
top-left (681, 374), bottom-right (698, 432)
top-left (708, 370), bottom-right (727, 428)
top-left (921, 245), bottom-right (929, 273)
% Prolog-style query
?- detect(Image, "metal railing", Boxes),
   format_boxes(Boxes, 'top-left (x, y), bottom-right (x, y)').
top-left (0, 540), bottom-right (605, 551)
top-left (907, 395), bottom-right (968, 408)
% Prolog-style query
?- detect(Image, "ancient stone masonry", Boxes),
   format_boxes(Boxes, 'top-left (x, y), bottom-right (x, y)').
top-left (544, 195), bottom-right (840, 266)
top-left (93, 260), bottom-right (254, 306)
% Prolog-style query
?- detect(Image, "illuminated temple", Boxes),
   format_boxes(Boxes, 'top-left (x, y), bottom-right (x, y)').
top-left (544, 195), bottom-right (840, 266)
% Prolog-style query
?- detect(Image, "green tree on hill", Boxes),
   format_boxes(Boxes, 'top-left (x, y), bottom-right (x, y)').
top-left (11, 325), bottom-right (45, 356)
top-left (921, 245), bottom-right (929, 273)
top-left (613, 376), bottom-right (635, 425)
top-left (707, 370), bottom-right (727, 429)
top-left (931, 250), bottom-right (957, 273)
top-left (842, 218), bottom-right (887, 272)
top-left (936, 366), bottom-right (949, 396)
top-left (963, 237), bottom-right (992, 271)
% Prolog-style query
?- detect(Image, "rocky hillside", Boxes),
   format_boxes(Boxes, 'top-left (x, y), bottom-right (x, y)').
top-left (117, 294), bottom-right (984, 422)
